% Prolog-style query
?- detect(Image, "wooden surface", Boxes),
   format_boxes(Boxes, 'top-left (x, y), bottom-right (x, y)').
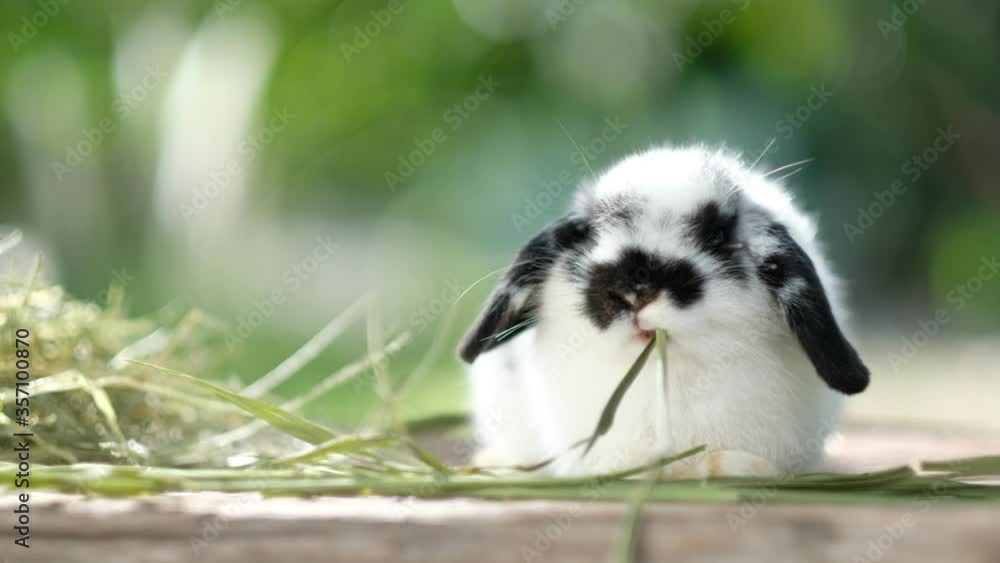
top-left (2, 494), bottom-right (999, 563)
top-left (2, 423), bottom-right (999, 563)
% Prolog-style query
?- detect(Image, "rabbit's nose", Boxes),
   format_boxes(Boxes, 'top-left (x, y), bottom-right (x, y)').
top-left (631, 317), bottom-right (655, 342)
top-left (631, 299), bottom-right (651, 315)
top-left (633, 305), bottom-right (656, 331)
top-left (631, 288), bottom-right (658, 311)
top-left (620, 291), bottom-right (655, 314)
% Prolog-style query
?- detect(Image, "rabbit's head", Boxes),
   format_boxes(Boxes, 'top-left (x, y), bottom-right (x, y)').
top-left (460, 146), bottom-right (869, 395)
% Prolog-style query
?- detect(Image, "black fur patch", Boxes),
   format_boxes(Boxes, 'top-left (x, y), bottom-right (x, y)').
top-left (686, 202), bottom-right (746, 281)
top-left (757, 253), bottom-right (807, 292)
top-left (758, 223), bottom-right (870, 395)
top-left (757, 224), bottom-right (813, 292)
top-left (553, 216), bottom-right (594, 250)
top-left (584, 247), bottom-right (703, 328)
top-left (458, 215), bottom-right (593, 363)
top-left (507, 216), bottom-right (593, 289)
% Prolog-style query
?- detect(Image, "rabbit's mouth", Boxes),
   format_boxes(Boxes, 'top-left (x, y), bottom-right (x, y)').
top-left (630, 316), bottom-right (654, 342)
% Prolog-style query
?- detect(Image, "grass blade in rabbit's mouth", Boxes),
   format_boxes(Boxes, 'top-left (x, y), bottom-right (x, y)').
top-left (581, 329), bottom-right (667, 457)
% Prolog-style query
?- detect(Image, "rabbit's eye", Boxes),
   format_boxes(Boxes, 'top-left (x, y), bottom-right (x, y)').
top-left (708, 229), bottom-right (726, 247)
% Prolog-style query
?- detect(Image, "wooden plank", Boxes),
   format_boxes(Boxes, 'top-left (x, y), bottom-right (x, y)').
top-left (1, 493), bottom-right (999, 563)
top-left (3, 424), bottom-right (999, 563)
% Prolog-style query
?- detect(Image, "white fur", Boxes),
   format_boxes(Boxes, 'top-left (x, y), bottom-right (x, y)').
top-left (469, 146), bottom-right (851, 477)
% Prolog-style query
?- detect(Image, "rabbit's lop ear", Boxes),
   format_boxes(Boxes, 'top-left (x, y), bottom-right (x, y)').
top-left (758, 223), bottom-right (870, 395)
top-left (459, 215), bottom-right (592, 363)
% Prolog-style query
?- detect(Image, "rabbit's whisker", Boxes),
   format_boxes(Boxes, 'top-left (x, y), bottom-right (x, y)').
top-left (761, 158), bottom-right (814, 178)
top-left (773, 167), bottom-right (805, 183)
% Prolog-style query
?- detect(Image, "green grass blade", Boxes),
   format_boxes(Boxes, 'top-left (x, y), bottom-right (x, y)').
top-left (582, 337), bottom-right (657, 457)
top-left (94, 376), bottom-right (242, 413)
top-left (80, 379), bottom-right (131, 454)
top-left (24, 370), bottom-right (95, 395)
top-left (608, 473), bottom-right (657, 563)
top-left (0, 229), bottom-right (23, 256)
top-left (607, 445), bottom-right (707, 481)
top-left (242, 297), bottom-right (368, 398)
top-left (127, 360), bottom-right (336, 445)
top-left (923, 456), bottom-right (1000, 477)
top-left (273, 436), bottom-right (398, 466)
top-left (27, 370), bottom-right (132, 461)
top-left (195, 334), bottom-right (411, 453)
top-left (404, 438), bottom-right (451, 475)
top-left (707, 466), bottom-right (918, 491)
top-left (20, 254), bottom-right (43, 307)
top-left (404, 413), bottom-right (468, 434)
top-left (653, 329), bottom-right (671, 451)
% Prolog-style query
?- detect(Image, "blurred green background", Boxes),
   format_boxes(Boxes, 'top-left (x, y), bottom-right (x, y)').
top-left (1, 0), bottom-right (998, 428)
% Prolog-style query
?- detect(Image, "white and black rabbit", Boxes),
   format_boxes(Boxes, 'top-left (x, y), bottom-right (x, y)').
top-left (459, 146), bottom-right (870, 477)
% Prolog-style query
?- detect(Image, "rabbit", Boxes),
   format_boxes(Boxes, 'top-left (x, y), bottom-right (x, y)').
top-left (458, 145), bottom-right (870, 477)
